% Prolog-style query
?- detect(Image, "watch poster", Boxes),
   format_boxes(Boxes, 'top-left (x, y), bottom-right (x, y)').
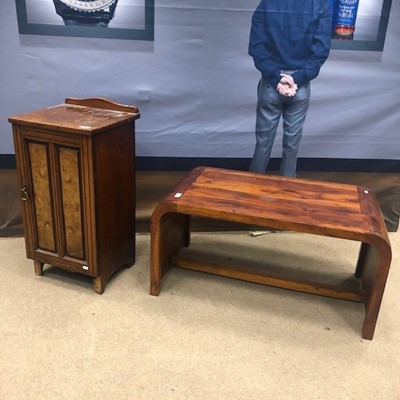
top-left (15, 0), bottom-right (155, 40)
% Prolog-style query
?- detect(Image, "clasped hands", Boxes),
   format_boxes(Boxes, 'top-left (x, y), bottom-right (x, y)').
top-left (276, 74), bottom-right (297, 97)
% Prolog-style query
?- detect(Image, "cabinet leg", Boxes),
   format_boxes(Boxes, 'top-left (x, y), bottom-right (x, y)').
top-left (94, 277), bottom-right (105, 294)
top-left (34, 261), bottom-right (44, 276)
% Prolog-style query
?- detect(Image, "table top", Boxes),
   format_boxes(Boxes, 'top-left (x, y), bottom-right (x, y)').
top-left (159, 166), bottom-right (390, 243)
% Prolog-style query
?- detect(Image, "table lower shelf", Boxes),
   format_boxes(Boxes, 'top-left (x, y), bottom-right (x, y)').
top-left (173, 254), bottom-right (365, 303)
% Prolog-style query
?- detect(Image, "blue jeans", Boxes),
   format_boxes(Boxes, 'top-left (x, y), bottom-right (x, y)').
top-left (249, 78), bottom-right (310, 177)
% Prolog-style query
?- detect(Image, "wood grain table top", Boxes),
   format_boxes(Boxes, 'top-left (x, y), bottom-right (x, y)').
top-left (158, 166), bottom-right (389, 243)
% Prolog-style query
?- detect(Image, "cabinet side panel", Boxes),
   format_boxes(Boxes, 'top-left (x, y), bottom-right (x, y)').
top-left (28, 142), bottom-right (56, 252)
top-left (94, 123), bottom-right (136, 282)
top-left (59, 147), bottom-right (85, 260)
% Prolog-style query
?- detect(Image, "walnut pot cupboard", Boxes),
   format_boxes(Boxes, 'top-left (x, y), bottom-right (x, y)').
top-left (9, 98), bottom-right (140, 294)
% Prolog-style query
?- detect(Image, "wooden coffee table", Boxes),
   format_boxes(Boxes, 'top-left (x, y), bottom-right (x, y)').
top-left (150, 167), bottom-right (392, 340)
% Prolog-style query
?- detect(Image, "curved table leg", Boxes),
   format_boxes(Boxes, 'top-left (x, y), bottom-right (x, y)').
top-left (150, 208), bottom-right (190, 296)
top-left (358, 241), bottom-right (392, 340)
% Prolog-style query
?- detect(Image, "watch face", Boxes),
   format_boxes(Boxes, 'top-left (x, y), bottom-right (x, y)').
top-left (59, 0), bottom-right (116, 12)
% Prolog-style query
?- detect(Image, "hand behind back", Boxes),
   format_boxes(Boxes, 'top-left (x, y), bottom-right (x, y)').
top-left (277, 74), bottom-right (298, 97)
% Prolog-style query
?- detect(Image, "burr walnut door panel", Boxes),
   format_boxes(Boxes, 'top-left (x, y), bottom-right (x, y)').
top-left (22, 136), bottom-right (89, 272)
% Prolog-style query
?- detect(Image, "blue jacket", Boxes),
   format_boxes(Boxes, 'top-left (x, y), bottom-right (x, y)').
top-left (249, 0), bottom-right (331, 88)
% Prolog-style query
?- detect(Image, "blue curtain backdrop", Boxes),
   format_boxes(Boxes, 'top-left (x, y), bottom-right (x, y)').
top-left (1, 0), bottom-right (399, 167)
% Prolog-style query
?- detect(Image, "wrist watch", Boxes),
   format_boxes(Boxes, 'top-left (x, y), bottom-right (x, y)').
top-left (53, 0), bottom-right (119, 27)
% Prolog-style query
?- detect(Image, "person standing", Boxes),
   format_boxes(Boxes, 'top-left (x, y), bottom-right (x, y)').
top-left (248, 0), bottom-right (332, 177)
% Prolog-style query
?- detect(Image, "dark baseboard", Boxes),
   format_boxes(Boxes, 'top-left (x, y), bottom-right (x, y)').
top-left (1, 154), bottom-right (400, 173)
top-left (0, 155), bottom-right (17, 169)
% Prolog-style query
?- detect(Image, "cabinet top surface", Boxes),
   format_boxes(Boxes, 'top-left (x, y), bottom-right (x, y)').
top-left (8, 103), bottom-right (140, 135)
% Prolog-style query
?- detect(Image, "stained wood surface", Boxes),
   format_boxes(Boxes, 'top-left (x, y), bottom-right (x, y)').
top-left (9, 98), bottom-right (138, 294)
top-left (156, 166), bottom-right (389, 243)
top-left (151, 167), bottom-right (393, 339)
top-left (8, 98), bottom-right (140, 135)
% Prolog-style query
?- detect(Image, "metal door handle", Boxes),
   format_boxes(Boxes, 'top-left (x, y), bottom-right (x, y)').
top-left (21, 186), bottom-right (29, 201)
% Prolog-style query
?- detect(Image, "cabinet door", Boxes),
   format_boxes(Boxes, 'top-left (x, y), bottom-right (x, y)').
top-left (21, 134), bottom-right (89, 272)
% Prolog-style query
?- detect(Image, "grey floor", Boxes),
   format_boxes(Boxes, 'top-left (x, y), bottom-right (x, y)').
top-left (1, 229), bottom-right (399, 400)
